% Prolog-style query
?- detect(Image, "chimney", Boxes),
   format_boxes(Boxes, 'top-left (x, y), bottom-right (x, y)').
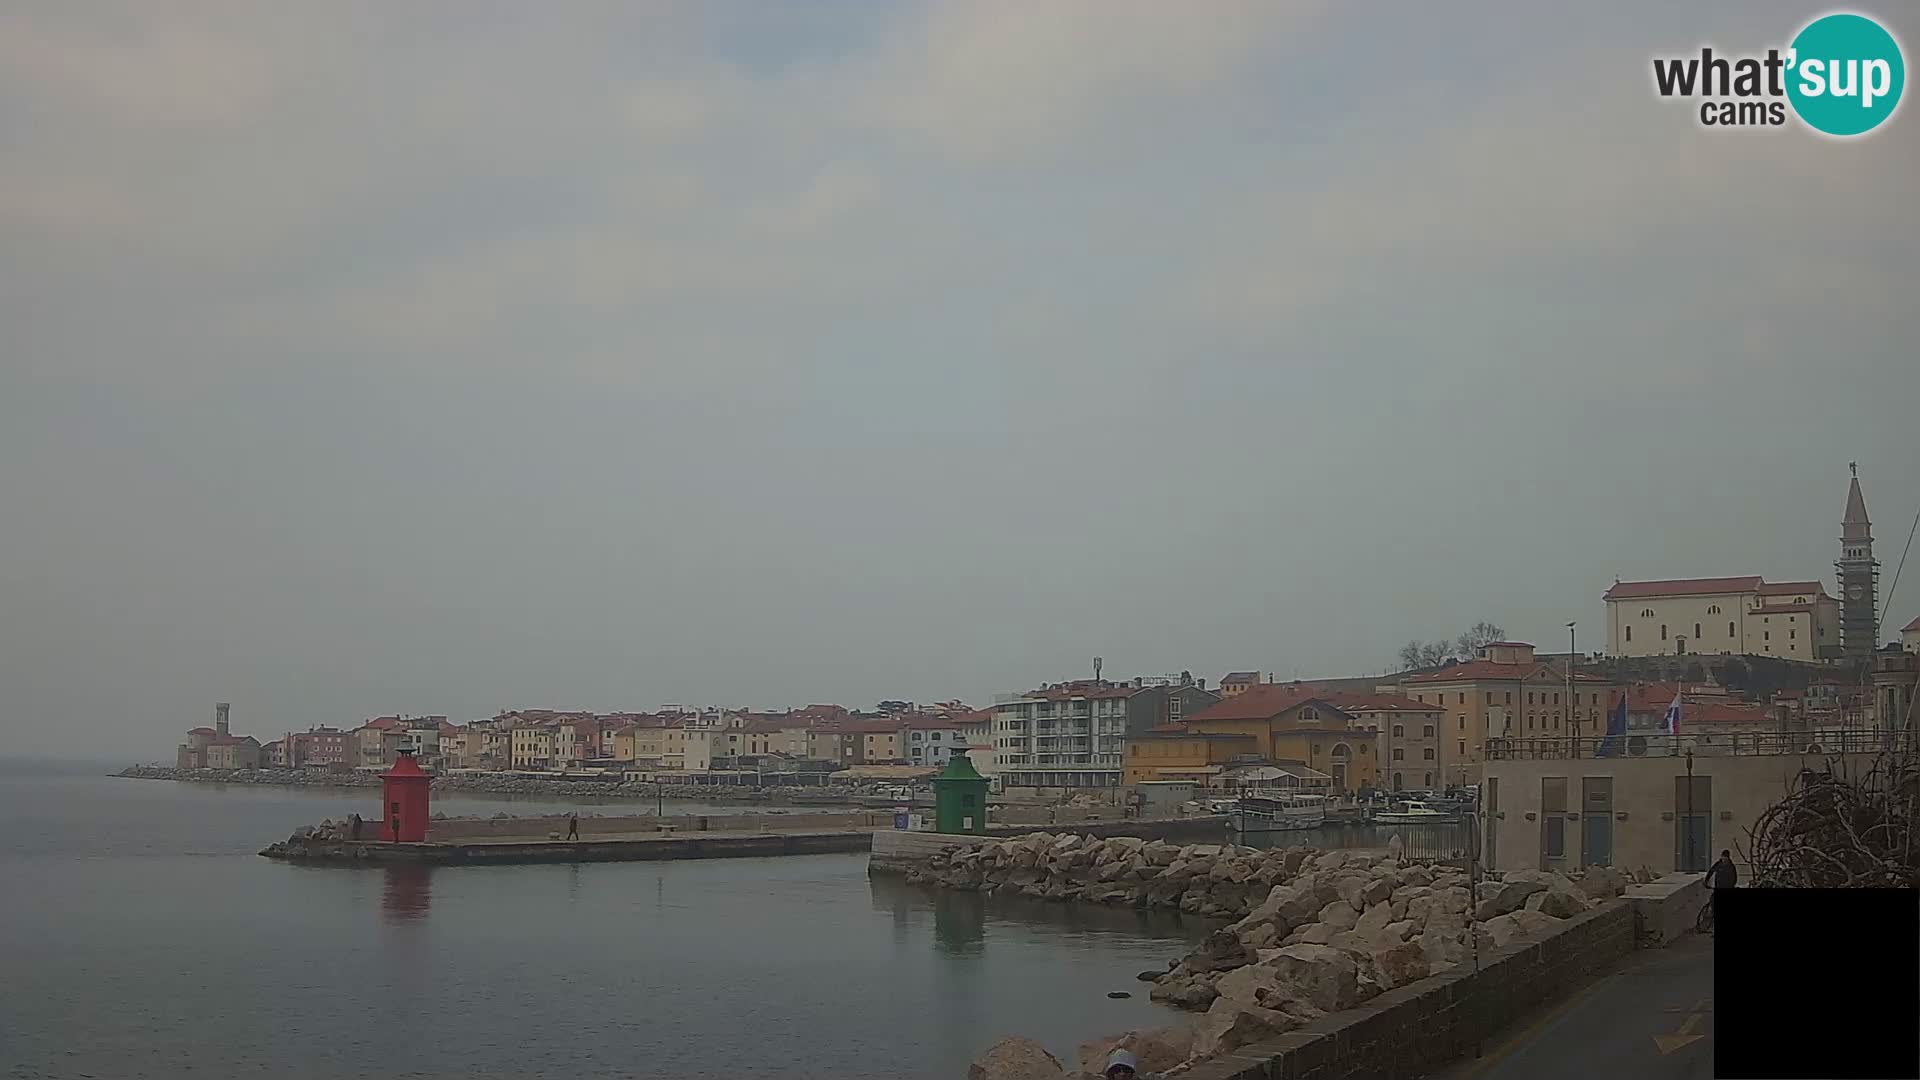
top-left (215, 702), bottom-right (231, 738)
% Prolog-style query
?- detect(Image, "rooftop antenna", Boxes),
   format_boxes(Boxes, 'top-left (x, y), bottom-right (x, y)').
top-left (1092, 656), bottom-right (1103, 682)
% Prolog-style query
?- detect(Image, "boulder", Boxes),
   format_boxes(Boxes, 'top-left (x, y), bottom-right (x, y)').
top-left (1280, 848), bottom-right (1315, 877)
top-left (1179, 929), bottom-right (1252, 974)
top-left (1481, 909), bottom-right (1562, 948)
top-left (1293, 922), bottom-right (1337, 945)
top-left (1525, 886), bottom-right (1588, 919)
top-left (1353, 901), bottom-right (1395, 940)
top-left (1238, 922), bottom-right (1279, 951)
top-left (1433, 886), bottom-right (1472, 916)
top-left (1193, 999), bottom-right (1299, 1058)
top-left (1371, 939), bottom-right (1431, 989)
top-left (1313, 850), bottom-right (1351, 871)
top-left (1149, 973), bottom-right (1219, 1010)
top-left (1400, 866), bottom-right (1435, 888)
top-left (1264, 943), bottom-right (1362, 1012)
top-left (1381, 919), bottom-right (1416, 943)
top-left (1577, 866), bottom-right (1628, 900)
top-left (1335, 875), bottom-right (1369, 911)
top-left (967, 1036), bottom-right (1066, 1080)
top-left (1074, 1026), bottom-right (1193, 1079)
top-left (1473, 880), bottom-right (1547, 921)
top-left (1417, 927), bottom-right (1470, 969)
top-left (1360, 876), bottom-right (1395, 907)
top-left (1317, 900), bottom-right (1360, 932)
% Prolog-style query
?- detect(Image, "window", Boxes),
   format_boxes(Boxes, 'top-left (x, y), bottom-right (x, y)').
top-left (1423, 748), bottom-right (1435, 759)
top-left (1393, 748), bottom-right (1405, 760)
top-left (1626, 625), bottom-right (1632, 642)
top-left (1707, 604), bottom-right (1721, 615)
top-left (1729, 621), bottom-right (1735, 637)
top-left (1528, 692), bottom-right (1535, 705)
top-left (1790, 629), bottom-right (1796, 640)
top-left (1694, 622), bottom-right (1702, 638)
top-left (1764, 631), bottom-right (1770, 641)
top-left (1552, 693), bottom-right (1560, 705)
top-left (1486, 691), bottom-right (1495, 705)
top-left (1458, 716), bottom-right (1465, 730)
top-left (1660, 624), bottom-right (1668, 640)
top-left (1457, 693), bottom-right (1465, 705)
top-left (1300, 707), bottom-right (1317, 720)
top-left (1641, 607), bottom-right (1655, 617)
top-left (1505, 692), bottom-right (1513, 705)
top-left (1424, 772), bottom-right (1434, 788)
top-left (1458, 740), bottom-right (1467, 756)
top-left (1423, 724), bottom-right (1435, 737)
top-left (1392, 724), bottom-right (1405, 737)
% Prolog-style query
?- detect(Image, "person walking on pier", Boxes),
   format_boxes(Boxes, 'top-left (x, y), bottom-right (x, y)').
top-left (1705, 849), bottom-right (1737, 930)
top-left (566, 813), bottom-right (579, 842)
top-left (349, 813), bottom-right (362, 841)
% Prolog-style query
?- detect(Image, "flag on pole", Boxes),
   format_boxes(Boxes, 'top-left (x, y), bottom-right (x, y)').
top-left (1663, 692), bottom-right (1683, 735)
top-left (1597, 695), bottom-right (1628, 757)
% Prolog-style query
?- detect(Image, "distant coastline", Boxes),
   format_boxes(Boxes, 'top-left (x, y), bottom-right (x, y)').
top-left (114, 764), bottom-right (890, 804)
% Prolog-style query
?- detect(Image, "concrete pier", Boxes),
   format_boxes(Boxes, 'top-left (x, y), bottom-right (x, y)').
top-left (262, 828), bottom-right (876, 865)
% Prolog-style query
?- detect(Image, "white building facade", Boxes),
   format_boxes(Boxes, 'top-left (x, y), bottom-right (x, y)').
top-left (1603, 576), bottom-right (1839, 661)
top-left (991, 681), bottom-right (1131, 789)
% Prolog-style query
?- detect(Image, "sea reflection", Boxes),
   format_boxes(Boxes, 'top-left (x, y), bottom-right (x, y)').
top-left (380, 863), bottom-right (433, 922)
top-left (867, 871), bottom-right (1212, 957)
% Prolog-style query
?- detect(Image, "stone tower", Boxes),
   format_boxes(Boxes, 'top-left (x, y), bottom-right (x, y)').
top-left (215, 702), bottom-right (231, 738)
top-left (1837, 464), bottom-right (1879, 661)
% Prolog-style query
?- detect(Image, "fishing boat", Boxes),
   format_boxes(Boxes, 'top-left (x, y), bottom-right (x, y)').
top-left (1371, 799), bottom-right (1462, 824)
top-left (1230, 793), bottom-right (1328, 833)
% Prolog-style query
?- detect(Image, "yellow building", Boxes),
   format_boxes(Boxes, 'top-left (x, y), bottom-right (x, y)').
top-left (1123, 732), bottom-right (1259, 784)
top-left (1171, 686), bottom-right (1380, 793)
top-left (510, 725), bottom-right (554, 769)
top-left (1394, 642), bottom-right (1613, 787)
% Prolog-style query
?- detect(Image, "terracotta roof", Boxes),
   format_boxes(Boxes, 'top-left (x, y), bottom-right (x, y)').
top-left (187, 727), bottom-right (216, 735)
top-left (1318, 692), bottom-right (1444, 714)
top-left (1182, 683), bottom-right (1332, 722)
top-left (1221, 671), bottom-right (1261, 683)
top-left (1139, 728), bottom-right (1256, 739)
top-left (1016, 682), bottom-right (1136, 701)
top-left (1691, 702), bottom-right (1773, 724)
top-left (1903, 615), bottom-right (1920, 633)
top-left (1405, 661), bottom-right (1607, 684)
top-left (1604, 576), bottom-right (1762, 600)
top-left (1756, 581), bottom-right (1828, 597)
top-left (1480, 642), bottom-right (1534, 649)
top-left (898, 714), bottom-right (963, 731)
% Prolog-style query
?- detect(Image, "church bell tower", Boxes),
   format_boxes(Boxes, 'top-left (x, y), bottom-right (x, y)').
top-left (1837, 463), bottom-right (1879, 661)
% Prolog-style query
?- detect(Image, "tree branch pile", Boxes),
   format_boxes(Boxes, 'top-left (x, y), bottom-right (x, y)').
top-left (1746, 744), bottom-right (1920, 888)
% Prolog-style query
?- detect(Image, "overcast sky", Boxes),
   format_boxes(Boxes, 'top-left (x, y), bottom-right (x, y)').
top-left (3, 2), bottom-right (1916, 757)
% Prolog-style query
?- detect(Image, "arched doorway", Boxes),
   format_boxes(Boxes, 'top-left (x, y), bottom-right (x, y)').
top-left (1393, 772), bottom-right (1404, 791)
top-left (1330, 743), bottom-right (1352, 793)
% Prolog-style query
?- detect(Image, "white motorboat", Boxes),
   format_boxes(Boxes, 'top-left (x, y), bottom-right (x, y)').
top-left (1230, 794), bottom-right (1328, 833)
top-left (1371, 799), bottom-right (1461, 824)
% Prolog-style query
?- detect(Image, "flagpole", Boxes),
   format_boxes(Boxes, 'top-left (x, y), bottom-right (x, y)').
top-left (1566, 621), bottom-right (1577, 757)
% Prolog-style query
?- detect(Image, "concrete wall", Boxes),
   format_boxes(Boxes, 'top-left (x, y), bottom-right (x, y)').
top-left (272, 831), bottom-right (875, 866)
top-left (1482, 750), bottom-right (1880, 876)
top-left (1180, 903), bottom-right (1639, 1080)
top-left (424, 811), bottom-right (892, 840)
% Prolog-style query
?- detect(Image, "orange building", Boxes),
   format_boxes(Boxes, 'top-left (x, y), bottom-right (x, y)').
top-left (1168, 685), bottom-right (1380, 792)
top-left (1123, 732), bottom-right (1260, 785)
top-left (1393, 642), bottom-right (1613, 787)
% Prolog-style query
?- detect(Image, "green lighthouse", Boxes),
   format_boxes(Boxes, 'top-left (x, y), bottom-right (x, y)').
top-left (932, 751), bottom-right (990, 835)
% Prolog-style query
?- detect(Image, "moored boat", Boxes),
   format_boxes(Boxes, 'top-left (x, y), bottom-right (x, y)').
top-left (1230, 793), bottom-right (1328, 833)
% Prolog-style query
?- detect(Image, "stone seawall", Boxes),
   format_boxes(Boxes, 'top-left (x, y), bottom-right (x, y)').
top-left (1179, 902), bottom-right (1637, 1080)
top-left (894, 834), bottom-right (1644, 1078)
top-left (261, 830), bottom-right (876, 865)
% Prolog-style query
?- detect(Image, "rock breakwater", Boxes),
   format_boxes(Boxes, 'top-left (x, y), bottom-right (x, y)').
top-left (904, 832), bottom-right (1632, 1078)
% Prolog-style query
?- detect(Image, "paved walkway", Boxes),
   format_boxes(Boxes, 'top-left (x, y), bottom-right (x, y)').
top-left (1428, 932), bottom-right (1715, 1080)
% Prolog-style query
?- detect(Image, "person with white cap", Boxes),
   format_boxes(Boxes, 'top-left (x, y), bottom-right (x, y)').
top-left (1104, 1048), bottom-right (1138, 1079)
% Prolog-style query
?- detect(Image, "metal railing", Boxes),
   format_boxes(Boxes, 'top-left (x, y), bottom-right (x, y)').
top-left (1485, 728), bottom-right (1907, 760)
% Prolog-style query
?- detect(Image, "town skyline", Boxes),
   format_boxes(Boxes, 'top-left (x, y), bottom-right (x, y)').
top-left (4, 2), bottom-right (1917, 759)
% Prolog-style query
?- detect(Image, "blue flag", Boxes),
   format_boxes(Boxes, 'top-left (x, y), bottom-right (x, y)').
top-left (1596, 695), bottom-right (1628, 757)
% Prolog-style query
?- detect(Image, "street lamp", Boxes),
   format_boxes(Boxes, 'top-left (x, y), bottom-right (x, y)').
top-left (1566, 622), bottom-right (1578, 757)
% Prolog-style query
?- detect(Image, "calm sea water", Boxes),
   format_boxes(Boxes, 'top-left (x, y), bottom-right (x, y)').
top-left (0, 761), bottom-right (1209, 1079)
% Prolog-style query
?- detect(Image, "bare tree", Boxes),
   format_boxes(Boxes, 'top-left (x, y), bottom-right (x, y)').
top-left (1396, 622), bottom-right (1506, 671)
top-left (1455, 621), bottom-right (1506, 657)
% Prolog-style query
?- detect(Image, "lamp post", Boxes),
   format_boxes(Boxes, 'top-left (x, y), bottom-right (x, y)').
top-left (1567, 622), bottom-right (1578, 757)
top-left (1682, 746), bottom-right (1696, 873)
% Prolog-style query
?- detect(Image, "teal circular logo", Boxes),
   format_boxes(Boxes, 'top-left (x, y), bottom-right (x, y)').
top-left (1786, 13), bottom-right (1905, 136)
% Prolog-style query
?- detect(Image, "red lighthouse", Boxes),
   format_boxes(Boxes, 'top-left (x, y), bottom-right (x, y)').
top-left (381, 749), bottom-right (431, 843)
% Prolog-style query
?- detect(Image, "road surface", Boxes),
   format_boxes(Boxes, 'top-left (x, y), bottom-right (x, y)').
top-left (1428, 932), bottom-right (1715, 1080)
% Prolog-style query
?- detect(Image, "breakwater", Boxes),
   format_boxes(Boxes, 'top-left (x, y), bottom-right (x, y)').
top-left (262, 829), bottom-right (877, 865)
top-left (117, 764), bottom-right (893, 803)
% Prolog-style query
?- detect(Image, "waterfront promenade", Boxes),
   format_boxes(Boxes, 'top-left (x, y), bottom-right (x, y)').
top-left (1424, 933), bottom-right (1714, 1080)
